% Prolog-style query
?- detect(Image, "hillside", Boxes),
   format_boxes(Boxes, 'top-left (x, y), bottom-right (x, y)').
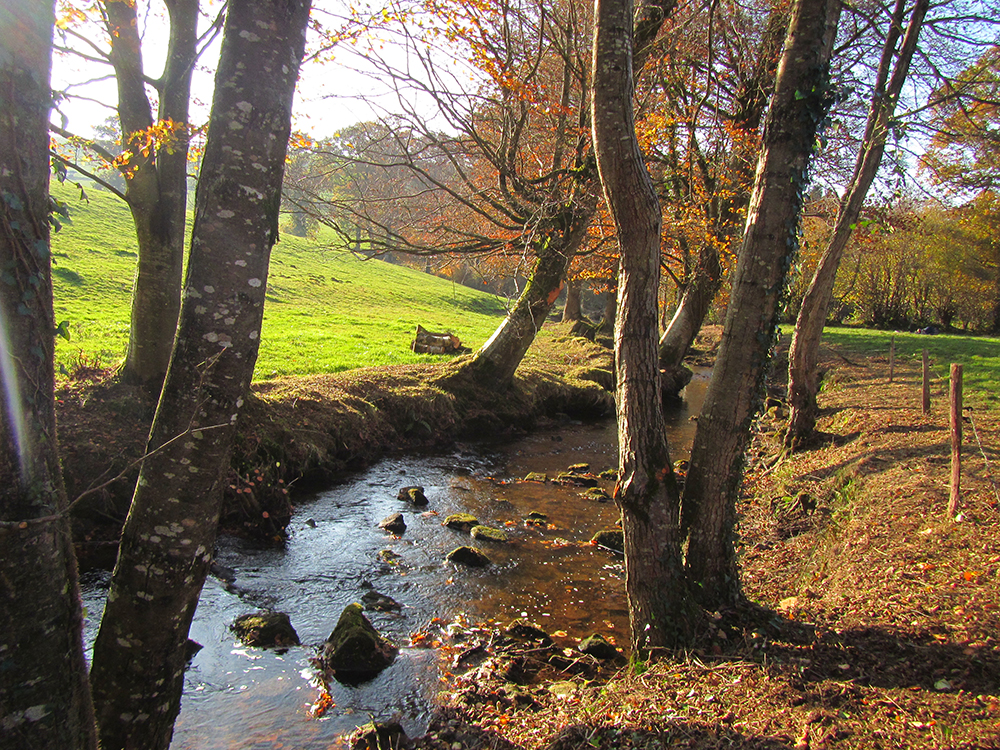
top-left (49, 183), bottom-right (509, 379)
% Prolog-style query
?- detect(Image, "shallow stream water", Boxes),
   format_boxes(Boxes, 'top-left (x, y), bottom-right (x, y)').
top-left (80, 369), bottom-right (710, 749)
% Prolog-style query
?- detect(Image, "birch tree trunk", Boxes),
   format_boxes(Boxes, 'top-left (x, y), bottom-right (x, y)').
top-left (785, 0), bottom-right (929, 447)
top-left (89, 3), bottom-right (311, 748)
top-left (593, 0), bottom-right (692, 651)
top-left (107, 0), bottom-right (199, 392)
top-left (682, 0), bottom-right (841, 606)
top-left (0, 4), bottom-right (98, 747)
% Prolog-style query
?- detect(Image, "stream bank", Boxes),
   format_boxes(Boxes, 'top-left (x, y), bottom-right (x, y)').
top-left (59, 328), bottom-right (622, 560)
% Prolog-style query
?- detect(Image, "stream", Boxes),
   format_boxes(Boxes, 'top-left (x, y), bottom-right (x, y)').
top-left (80, 369), bottom-right (710, 749)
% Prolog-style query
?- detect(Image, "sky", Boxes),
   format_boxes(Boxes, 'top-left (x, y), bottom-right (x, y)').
top-left (49, 0), bottom-right (434, 143)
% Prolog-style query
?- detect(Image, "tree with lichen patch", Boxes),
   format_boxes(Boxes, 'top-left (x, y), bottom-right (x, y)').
top-left (87, 2), bottom-right (312, 748)
top-left (0, 2), bottom-right (98, 748)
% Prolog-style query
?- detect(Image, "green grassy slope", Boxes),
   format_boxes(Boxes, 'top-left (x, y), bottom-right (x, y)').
top-left (50, 184), bottom-right (508, 379)
top-left (820, 326), bottom-right (1000, 407)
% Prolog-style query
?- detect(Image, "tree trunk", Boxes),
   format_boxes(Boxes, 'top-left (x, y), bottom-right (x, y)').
top-left (562, 276), bottom-right (584, 322)
top-left (593, 0), bottom-right (691, 651)
top-left (600, 283), bottom-right (617, 333)
top-left (455, 0), bottom-right (676, 391)
top-left (457, 199), bottom-right (596, 389)
top-left (682, 0), bottom-right (841, 607)
top-left (785, 0), bottom-right (929, 448)
top-left (658, 6), bottom-right (788, 378)
top-left (0, 4), bottom-right (99, 747)
top-left (658, 243), bottom-right (722, 367)
top-left (88, 3), bottom-right (311, 748)
top-left (108, 0), bottom-right (198, 392)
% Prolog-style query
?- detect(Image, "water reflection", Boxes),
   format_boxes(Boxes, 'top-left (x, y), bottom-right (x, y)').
top-left (79, 368), bottom-right (710, 748)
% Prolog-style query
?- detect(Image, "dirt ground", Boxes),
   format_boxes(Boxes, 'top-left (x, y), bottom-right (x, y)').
top-left (403, 342), bottom-right (1000, 750)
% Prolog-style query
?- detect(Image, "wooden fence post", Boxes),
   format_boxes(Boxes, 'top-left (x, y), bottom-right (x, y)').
top-left (922, 349), bottom-right (930, 414)
top-left (949, 363), bottom-right (963, 517)
top-left (888, 335), bottom-right (896, 383)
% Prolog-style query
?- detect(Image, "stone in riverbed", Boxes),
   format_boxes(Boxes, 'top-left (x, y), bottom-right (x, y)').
top-left (397, 485), bottom-right (428, 506)
top-left (578, 633), bottom-right (622, 660)
top-left (566, 463), bottom-right (591, 474)
top-left (378, 512), bottom-right (406, 534)
top-left (471, 524), bottom-right (508, 542)
top-left (524, 472), bottom-right (547, 482)
top-left (446, 546), bottom-right (491, 567)
top-left (580, 487), bottom-right (612, 503)
top-left (504, 619), bottom-right (552, 644)
top-left (321, 603), bottom-right (398, 684)
top-left (232, 611), bottom-right (300, 648)
top-left (590, 528), bottom-right (624, 554)
top-left (349, 718), bottom-right (408, 750)
top-left (524, 511), bottom-right (548, 526)
top-left (444, 512), bottom-right (479, 531)
top-left (361, 589), bottom-right (403, 613)
top-left (553, 471), bottom-right (598, 487)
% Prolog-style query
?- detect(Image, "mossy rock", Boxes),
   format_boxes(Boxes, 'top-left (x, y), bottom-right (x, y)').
top-left (321, 603), bottom-right (398, 684)
top-left (566, 463), bottom-right (591, 474)
top-left (660, 363), bottom-right (694, 400)
top-left (590, 528), bottom-right (624, 554)
top-left (349, 719), bottom-right (408, 750)
top-left (580, 487), bottom-right (612, 503)
top-left (599, 468), bottom-right (619, 480)
top-left (444, 513), bottom-right (479, 531)
top-left (554, 471), bottom-right (598, 487)
top-left (504, 619), bottom-right (552, 644)
top-left (397, 485), bottom-right (428, 506)
top-left (578, 633), bottom-right (621, 660)
top-left (378, 512), bottom-right (406, 534)
top-left (232, 611), bottom-right (300, 648)
top-left (446, 546), bottom-right (491, 567)
top-left (523, 472), bottom-right (547, 483)
top-left (573, 366), bottom-right (614, 391)
top-left (524, 511), bottom-right (548, 527)
top-left (471, 524), bottom-right (508, 543)
top-left (361, 589), bottom-right (402, 613)
top-left (377, 549), bottom-right (402, 564)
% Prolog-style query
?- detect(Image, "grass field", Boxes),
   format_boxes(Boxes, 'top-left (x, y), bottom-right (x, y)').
top-left (50, 183), bottom-right (1000, 393)
top-left (818, 325), bottom-right (1000, 408)
top-left (50, 183), bottom-right (509, 379)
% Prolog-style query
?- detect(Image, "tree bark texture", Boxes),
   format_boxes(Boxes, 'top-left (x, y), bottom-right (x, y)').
top-left (658, 245), bottom-right (722, 367)
top-left (785, 0), bottom-right (928, 447)
top-left (682, 0), bottom-right (841, 606)
top-left (108, 0), bottom-right (199, 392)
top-left (88, 3), bottom-right (311, 748)
top-left (0, 4), bottom-right (98, 748)
top-left (592, 0), bottom-right (691, 650)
